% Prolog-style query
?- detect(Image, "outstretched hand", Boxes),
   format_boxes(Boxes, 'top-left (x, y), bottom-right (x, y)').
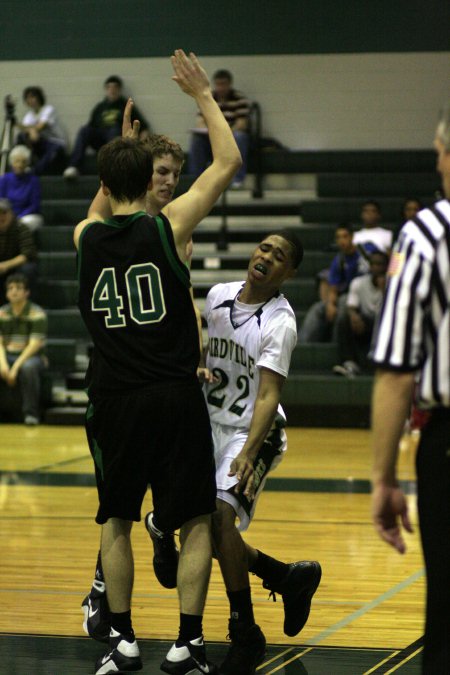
top-left (171, 49), bottom-right (210, 98)
top-left (122, 98), bottom-right (141, 139)
top-left (372, 483), bottom-right (413, 554)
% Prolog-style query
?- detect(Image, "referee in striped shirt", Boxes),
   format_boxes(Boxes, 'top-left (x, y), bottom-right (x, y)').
top-left (371, 105), bottom-right (450, 673)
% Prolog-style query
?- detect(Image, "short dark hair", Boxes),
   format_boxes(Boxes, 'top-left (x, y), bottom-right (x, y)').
top-left (97, 138), bottom-right (153, 203)
top-left (267, 228), bottom-right (304, 268)
top-left (104, 75), bottom-right (123, 88)
top-left (370, 251), bottom-right (389, 265)
top-left (213, 69), bottom-right (233, 82)
top-left (23, 86), bottom-right (45, 106)
top-left (335, 222), bottom-right (353, 234)
top-left (362, 199), bottom-right (382, 213)
top-left (6, 273), bottom-right (29, 290)
top-left (401, 197), bottom-right (423, 212)
top-left (145, 134), bottom-right (185, 164)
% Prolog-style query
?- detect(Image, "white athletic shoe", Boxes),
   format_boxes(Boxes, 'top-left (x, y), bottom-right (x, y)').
top-left (95, 628), bottom-right (142, 673)
top-left (160, 636), bottom-right (217, 673)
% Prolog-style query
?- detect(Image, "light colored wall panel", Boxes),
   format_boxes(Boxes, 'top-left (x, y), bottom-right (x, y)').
top-left (0, 52), bottom-right (448, 154)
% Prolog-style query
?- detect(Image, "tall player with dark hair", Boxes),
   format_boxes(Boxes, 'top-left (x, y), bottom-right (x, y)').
top-left (80, 116), bottom-right (202, 655)
top-left (75, 50), bottom-right (241, 675)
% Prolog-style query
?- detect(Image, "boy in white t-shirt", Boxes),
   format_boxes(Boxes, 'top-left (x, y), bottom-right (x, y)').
top-left (333, 251), bottom-right (389, 377)
top-left (352, 199), bottom-right (393, 255)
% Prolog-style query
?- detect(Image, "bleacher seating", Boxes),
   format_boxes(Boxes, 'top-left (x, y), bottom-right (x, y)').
top-left (31, 148), bottom-right (437, 427)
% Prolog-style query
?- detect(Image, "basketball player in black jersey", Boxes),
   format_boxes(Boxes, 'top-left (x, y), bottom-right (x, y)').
top-left (80, 109), bottom-right (204, 652)
top-left (75, 49), bottom-right (241, 675)
top-left (84, 91), bottom-right (321, 675)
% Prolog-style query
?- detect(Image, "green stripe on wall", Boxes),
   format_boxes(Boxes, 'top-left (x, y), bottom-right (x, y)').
top-left (0, 0), bottom-right (449, 61)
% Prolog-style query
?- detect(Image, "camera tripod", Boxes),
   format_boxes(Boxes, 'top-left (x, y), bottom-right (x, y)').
top-left (0, 96), bottom-right (15, 176)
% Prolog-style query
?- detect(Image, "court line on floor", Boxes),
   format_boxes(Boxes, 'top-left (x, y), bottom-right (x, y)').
top-left (367, 637), bottom-right (424, 674)
top-left (262, 647), bottom-right (313, 673)
top-left (257, 646), bottom-right (297, 670)
top-left (32, 454), bottom-right (90, 472)
top-left (385, 646), bottom-right (423, 673)
top-left (363, 650), bottom-right (401, 674)
top-left (304, 569), bottom-right (425, 646)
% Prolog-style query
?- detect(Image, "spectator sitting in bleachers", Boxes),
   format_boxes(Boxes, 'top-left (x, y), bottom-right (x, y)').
top-left (63, 75), bottom-right (150, 179)
top-left (298, 223), bottom-right (367, 343)
top-left (352, 200), bottom-right (393, 258)
top-left (332, 251), bottom-right (388, 377)
top-left (393, 197), bottom-right (423, 244)
top-left (0, 199), bottom-right (38, 305)
top-left (0, 273), bottom-right (47, 425)
top-left (401, 197), bottom-right (423, 222)
top-left (0, 145), bottom-right (43, 231)
top-left (16, 86), bottom-right (67, 175)
top-left (188, 68), bottom-right (250, 188)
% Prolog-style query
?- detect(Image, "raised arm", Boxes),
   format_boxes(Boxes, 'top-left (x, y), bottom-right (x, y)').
top-left (75, 191), bottom-right (108, 250)
top-left (164, 50), bottom-right (242, 254)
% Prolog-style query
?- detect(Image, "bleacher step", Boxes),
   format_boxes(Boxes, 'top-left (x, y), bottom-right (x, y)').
top-left (66, 372), bottom-right (86, 390)
top-left (52, 386), bottom-right (88, 406)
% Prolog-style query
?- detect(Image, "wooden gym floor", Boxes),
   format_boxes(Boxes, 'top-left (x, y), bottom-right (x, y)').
top-left (1, 425), bottom-right (424, 674)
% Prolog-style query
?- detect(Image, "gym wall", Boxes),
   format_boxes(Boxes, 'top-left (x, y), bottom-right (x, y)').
top-left (0, 0), bottom-right (448, 151)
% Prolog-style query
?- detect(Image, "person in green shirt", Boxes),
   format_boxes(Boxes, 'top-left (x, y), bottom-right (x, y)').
top-left (0, 273), bottom-right (47, 425)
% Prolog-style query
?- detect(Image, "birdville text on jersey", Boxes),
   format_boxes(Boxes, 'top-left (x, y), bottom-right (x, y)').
top-left (208, 337), bottom-right (256, 378)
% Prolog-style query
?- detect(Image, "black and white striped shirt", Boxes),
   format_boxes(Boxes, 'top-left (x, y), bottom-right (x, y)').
top-left (372, 199), bottom-right (450, 408)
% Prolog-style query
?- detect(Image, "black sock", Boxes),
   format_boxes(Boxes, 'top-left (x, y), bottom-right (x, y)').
top-left (110, 610), bottom-right (134, 640)
top-left (226, 587), bottom-right (254, 625)
top-left (94, 550), bottom-right (104, 583)
top-left (249, 550), bottom-right (288, 586)
top-left (177, 613), bottom-right (203, 644)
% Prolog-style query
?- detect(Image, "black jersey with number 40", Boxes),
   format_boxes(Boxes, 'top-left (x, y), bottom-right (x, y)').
top-left (77, 211), bottom-right (199, 395)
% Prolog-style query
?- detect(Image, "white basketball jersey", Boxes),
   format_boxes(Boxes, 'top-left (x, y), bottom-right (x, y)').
top-left (204, 281), bottom-right (297, 430)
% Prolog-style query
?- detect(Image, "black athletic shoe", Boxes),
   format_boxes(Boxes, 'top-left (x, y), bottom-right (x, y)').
top-left (81, 579), bottom-right (111, 644)
top-left (263, 560), bottom-right (322, 637)
top-left (95, 628), bottom-right (142, 674)
top-left (161, 636), bottom-right (217, 674)
top-left (219, 620), bottom-right (266, 675)
top-left (145, 511), bottom-right (179, 589)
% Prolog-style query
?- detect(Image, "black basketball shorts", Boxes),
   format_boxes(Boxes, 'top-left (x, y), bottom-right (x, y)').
top-left (85, 378), bottom-right (217, 531)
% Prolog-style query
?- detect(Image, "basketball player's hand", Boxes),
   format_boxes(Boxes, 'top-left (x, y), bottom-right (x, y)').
top-left (372, 482), bottom-right (413, 554)
top-left (122, 98), bottom-right (141, 139)
top-left (197, 367), bottom-right (217, 384)
top-left (171, 50), bottom-right (210, 98)
top-left (229, 454), bottom-right (256, 500)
